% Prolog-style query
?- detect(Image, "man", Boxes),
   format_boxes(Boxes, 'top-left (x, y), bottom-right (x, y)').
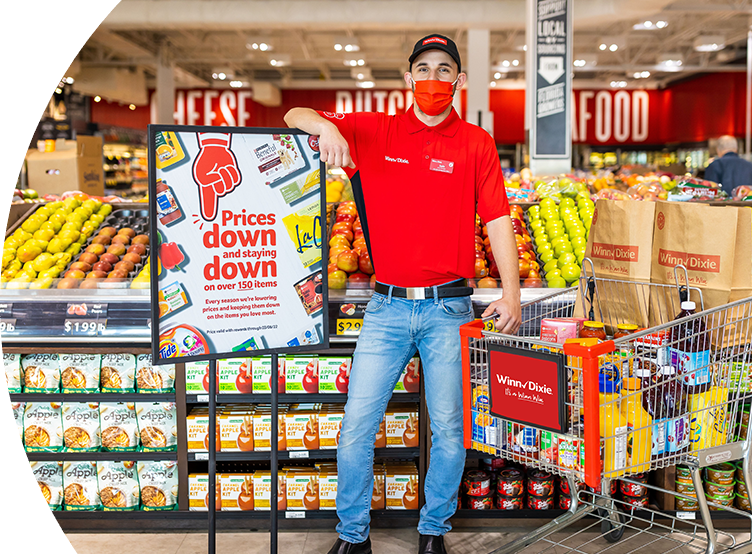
top-left (285, 34), bottom-right (521, 554)
top-left (705, 135), bottom-right (752, 195)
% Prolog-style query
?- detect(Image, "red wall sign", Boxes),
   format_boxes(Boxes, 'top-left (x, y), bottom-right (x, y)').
top-left (488, 344), bottom-right (567, 433)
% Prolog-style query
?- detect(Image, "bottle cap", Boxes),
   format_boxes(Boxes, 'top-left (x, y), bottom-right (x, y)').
top-left (661, 365), bottom-right (676, 375)
top-left (617, 324), bottom-right (639, 331)
top-left (681, 301), bottom-right (696, 311)
top-left (623, 377), bottom-right (642, 391)
top-left (633, 367), bottom-right (651, 378)
top-left (584, 321), bottom-right (605, 328)
top-left (599, 374), bottom-right (621, 394)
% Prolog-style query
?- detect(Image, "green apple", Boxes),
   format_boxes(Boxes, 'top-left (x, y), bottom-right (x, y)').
top-left (554, 243), bottom-right (574, 257)
top-left (557, 252), bottom-right (577, 267)
top-left (569, 226), bottom-right (587, 239)
top-left (574, 245), bottom-right (586, 258)
top-left (560, 197), bottom-right (576, 208)
top-left (534, 227), bottom-right (547, 239)
top-left (539, 198), bottom-right (557, 210)
top-left (529, 220), bottom-right (544, 232)
top-left (545, 268), bottom-right (562, 280)
top-left (539, 250), bottom-right (555, 264)
top-left (551, 236), bottom-right (570, 248)
top-left (543, 259), bottom-right (559, 274)
top-left (571, 236), bottom-right (587, 249)
top-left (547, 276), bottom-right (567, 288)
top-left (560, 263), bottom-right (582, 283)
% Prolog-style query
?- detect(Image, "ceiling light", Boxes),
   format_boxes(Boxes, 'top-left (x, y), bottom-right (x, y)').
top-left (573, 59), bottom-right (586, 67)
top-left (522, 45), bottom-right (527, 51)
top-left (609, 44), bottom-right (618, 52)
top-left (658, 53), bottom-right (684, 70)
top-left (129, 104), bottom-right (136, 110)
top-left (357, 59), bottom-right (365, 66)
top-left (512, 59), bottom-right (519, 66)
top-left (356, 81), bottom-right (374, 89)
top-left (351, 67), bottom-right (372, 80)
top-left (247, 43), bottom-right (258, 50)
top-left (599, 43), bottom-right (607, 51)
top-left (94, 96), bottom-right (101, 102)
top-left (217, 72), bottom-right (227, 80)
top-left (656, 21), bottom-right (668, 28)
top-left (55, 87), bottom-right (62, 94)
top-left (490, 81), bottom-right (497, 87)
top-left (65, 77), bottom-right (74, 84)
top-left (494, 72), bottom-right (502, 79)
top-left (259, 42), bottom-right (269, 51)
top-left (334, 43), bottom-right (342, 51)
top-left (634, 72), bottom-right (642, 79)
top-left (694, 35), bottom-right (726, 52)
top-left (502, 60), bottom-right (510, 67)
top-left (641, 71), bottom-right (650, 78)
top-left (610, 81), bottom-right (627, 88)
top-left (269, 54), bottom-right (290, 67)
top-left (513, 36), bottom-right (526, 51)
top-left (230, 80), bottom-right (243, 88)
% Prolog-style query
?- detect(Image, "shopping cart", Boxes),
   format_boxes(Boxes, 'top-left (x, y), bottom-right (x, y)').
top-left (461, 262), bottom-right (752, 553)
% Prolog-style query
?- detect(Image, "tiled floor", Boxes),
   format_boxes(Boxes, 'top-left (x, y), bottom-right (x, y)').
top-left (65, 526), bottom-right (752, 554)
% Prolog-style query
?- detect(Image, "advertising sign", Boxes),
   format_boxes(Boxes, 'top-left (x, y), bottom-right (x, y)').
top-left (148, 125), bottom-right (327, 364)
top-left (487, 344), bottom-right (567, 433)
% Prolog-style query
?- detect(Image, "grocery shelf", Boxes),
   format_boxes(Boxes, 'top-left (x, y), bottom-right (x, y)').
top-left (25, 451), bottom-right (177, 462)
top-left (188, 448), bottom-right (419, 462)
top-left (453, 509), bottom-right (567, 519)
top-left (186, 393), bottom-right (419, 404)
top-left (465, 449), bottom-right (499, 460)
top-left (10, 393), bottom-right (175, 402)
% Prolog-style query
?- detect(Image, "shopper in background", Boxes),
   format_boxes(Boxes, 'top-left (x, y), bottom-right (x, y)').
top-left (705, 135), bottom-right (752, 195)
top-left (285, 34), bottom-right (521, 554)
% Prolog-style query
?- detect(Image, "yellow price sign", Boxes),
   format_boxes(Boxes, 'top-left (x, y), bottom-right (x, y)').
top-left (475, 318), bottom-right (495, 332)
top-left (336, 319), bottom-right (363, 335)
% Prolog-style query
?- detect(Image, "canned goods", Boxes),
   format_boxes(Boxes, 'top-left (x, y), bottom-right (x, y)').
top-left (527, 469), bottom-right (554, 498)
top-left (467, 493), bottom-right (494, 510)
top-left (706, 463), bottom-right (736, 485)
top-left (675, 481), bottom-right (697, 497)
top-left (464, 470), bottom-right (491, 497)
top-left (495, 494), bottom-right (524, 510)
top-left (527, 494), bottom-right (555, 510)
top-left (704, 480), bottom-right (735, 499)
top-left (738, 480), bottom-right (748, 496)
top-left (735, 492), bottom-right (751, 512)
top-left (675, 496), bottom-right (699, 511)
top-left (622, 494), bottom-right (649, 509)
top-left (736, 464), bottom-right (746, 484)
top-left (497, 468), bottom-right (525, 497)
top-left (706, 492), bottom-right (734, 510)
top-left (676, 466), bottom-right (692, 481)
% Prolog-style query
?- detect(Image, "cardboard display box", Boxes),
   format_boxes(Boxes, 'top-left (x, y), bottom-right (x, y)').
top-left (25, 136), bottom-right (104, 197)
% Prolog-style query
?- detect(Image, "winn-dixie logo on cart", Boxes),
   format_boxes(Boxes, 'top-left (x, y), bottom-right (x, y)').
top-left (495, 374), bottom-right (553, 403)
top-left (658, 249), bottom-right (721, 273)
top-left (591, 242), bottom-right (639, 262)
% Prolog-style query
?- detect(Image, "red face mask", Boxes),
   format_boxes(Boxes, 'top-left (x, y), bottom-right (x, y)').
top-left (410, 77), bottom-right (458, 116)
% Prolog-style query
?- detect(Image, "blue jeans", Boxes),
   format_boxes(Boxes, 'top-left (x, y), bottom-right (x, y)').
top-left (335, 286), bottom-right (474, 543)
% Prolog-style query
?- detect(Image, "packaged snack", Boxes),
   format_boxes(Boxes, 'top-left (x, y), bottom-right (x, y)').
top-left (706, 463), bottom-right (736, 485)
top-left (24, 402), bottom-right (63, 452)
top-left (285, 356), bottom-right (318, 393)
top-left (385, 404), bottom-right (419, 448)
top-left (31, 461), bottom-right (64, 510)
top-left (136, 354), bottom-right (175, 393)
top-left (62, 403), bottom-right (101, 451)
top-left (188, 473), bottom-right (221, 511)
top-left (100, 354), bottom-right (136, 393)
top-left (100, 402), bottom-right (139, 451)
top-left (319, 406), bottom-right (344, 449)
top-left (252, 409), bottom-right (272, 451)
top-left (385, 464), bottom-right (419, 510)
top-left (253, 471), bottom-right (273, 511)
top-left (247, 133), bottom-right (308, 186)
top-left (21, 354), bottom-right (59, 393)
top-left (293, 272), bottom-right (324, 316)
top-left (318, 357), bottom-right (351, 393)
top-left (218, 358), bottom-right (251, 394)
top-left (138, 461), bottom-right (179, 510)
top-left (158, 281), bottom-right (189, 317)
top-left (252, 356), bottom-right (285, 393)
top-left (0, 402), bottom-right (26, 452)
top-left (186, 409), bottom-right (220, 452)
top-left (286, 405), bottom-right (319, 450)
top-left (0, 462), bottom-right (28, 511)
top-left (59, 354), bottom-right (100, 393)
top-left (372, 465), bottom-right (386, 509)
top-left (394, 358), bottom-right (420, 393)
top-left (220, 473), bottom-right (254, 511)
top-left (136, 402), bottom-right (178, 451)
top-left (185, 361), bottom-right (217, 394)
top-left (540, 319), bottom-right (582, 344)
top-left (97, 461), bottom-right (140, 510)
top-left (219, 408), bottom-right (254, 452)
top-left (319, 466), bottom-right (338, 510)
top-left (282, 200), bottom-right (322, 269)
top-left (286, 469), bottom-right (319, 510)
top-left (63, 461), bottom-right (100, 510)
top-left (4, 353), bottom-right (22, 393)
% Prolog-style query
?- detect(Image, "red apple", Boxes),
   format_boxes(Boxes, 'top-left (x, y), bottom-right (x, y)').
top-left (93, 261), bottom-right (112, 273)
top-left (335, 213), bottom-right (356, 224)
top-left (523, 277), bottom-right (544, 288)
top-left (332, 221), bottom-right (352, 232)
top-left (114, 260), bottom-right (135, 273)
top-left (328, 270), bottom-right (347, 289)
top-left (328, 263), bottom-right (339, 274)
top-left (123, 252), bottom-right (141, 265)
top-left (132, 234), bottom-right (149, 245)
top-left (337, 250), bottom-right (359, 273)
top-left (127, 244), bottom-right (147, 256)
top-left (100, 253), bottom-right (119, 265)
top-left (79, 252), bottom-right (98, 265)
top-left (108, 269), bottom-right (128, 279)
top-left (474, 258), bottom-right (489, 278)
top-left (489, 262), bottom-right (500, 279)
top-left (348, 272), bottom-right (370, 289)
top-left (519, 259), bottom-right (531, 279)
top-left (475, 250), bottom-right (486, 260)
top-left (331, 229), bottom-right (354, 242)
top-left (358, 252), bottom-right (374, 275)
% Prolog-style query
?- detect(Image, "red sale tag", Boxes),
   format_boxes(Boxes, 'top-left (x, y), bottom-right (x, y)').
top-left (429, 158), bottom-right (454, 174)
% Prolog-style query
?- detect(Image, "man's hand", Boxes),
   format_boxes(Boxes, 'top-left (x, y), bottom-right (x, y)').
top-left (318, 126), bottom-right (355, 169)
top-left (482, 295), bottom-right (521, 334)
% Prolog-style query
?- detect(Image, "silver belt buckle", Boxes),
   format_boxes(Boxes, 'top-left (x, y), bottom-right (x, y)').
top-left (406, 287), bottom-right (426, 300)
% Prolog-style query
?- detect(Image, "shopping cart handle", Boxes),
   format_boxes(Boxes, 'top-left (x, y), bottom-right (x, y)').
top-left (562, 339), bottom-right (615, 358)
top-left (459, 319), bottom-right (485, 339)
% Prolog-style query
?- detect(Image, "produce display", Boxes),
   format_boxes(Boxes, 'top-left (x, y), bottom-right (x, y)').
top-left (327, 201), bottom-right (375, 290)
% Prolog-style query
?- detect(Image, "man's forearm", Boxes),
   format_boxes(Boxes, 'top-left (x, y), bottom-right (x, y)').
top-left (486, 215), bottom-right (521, 300)
top-left (284, 107), bottom-right (336, 136)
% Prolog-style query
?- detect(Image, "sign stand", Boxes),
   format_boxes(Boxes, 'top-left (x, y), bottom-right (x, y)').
top-left (208, 358), bottom-right (217, 554)
top-left (271, 351), bottom-right (279, 554)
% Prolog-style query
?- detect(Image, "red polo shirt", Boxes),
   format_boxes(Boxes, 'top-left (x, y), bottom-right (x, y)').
top-left (320, 106), bottom-right (510, 287)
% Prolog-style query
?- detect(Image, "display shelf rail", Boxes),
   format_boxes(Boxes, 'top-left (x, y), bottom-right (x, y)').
top-left (188, 448), bottom-right (419, 462)
top-left (25, 451), bottom-right (177, 462)
top-left (186, 393), bottom-right (419, 404)
top-left (11, 393), bottom-right (175, 402)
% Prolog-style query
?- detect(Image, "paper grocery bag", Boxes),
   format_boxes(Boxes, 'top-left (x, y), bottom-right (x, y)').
top-left (575, 200), bottom-right (656, 331)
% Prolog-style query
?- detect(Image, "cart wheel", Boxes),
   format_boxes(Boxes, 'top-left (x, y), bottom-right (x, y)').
top-left (599, 508), bottom-right (625, 543)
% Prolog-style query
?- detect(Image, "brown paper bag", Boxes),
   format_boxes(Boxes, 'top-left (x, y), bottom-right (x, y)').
top-left (576, 200), bottom-right (656, 330)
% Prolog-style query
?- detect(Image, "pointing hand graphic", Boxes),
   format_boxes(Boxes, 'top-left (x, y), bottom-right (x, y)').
top-left (192, 133), bottom-right (241, 220)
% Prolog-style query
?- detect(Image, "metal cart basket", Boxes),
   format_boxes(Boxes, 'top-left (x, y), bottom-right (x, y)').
top-left (461, 263), bottom-right (752, 553)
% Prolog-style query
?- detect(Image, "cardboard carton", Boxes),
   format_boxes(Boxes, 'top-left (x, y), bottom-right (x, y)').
top-left (25, 136), bottom-right (104, 196)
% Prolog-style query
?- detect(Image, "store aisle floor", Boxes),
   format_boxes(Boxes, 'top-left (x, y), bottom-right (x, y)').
top-left (65, 527), bottom-right (752, 554)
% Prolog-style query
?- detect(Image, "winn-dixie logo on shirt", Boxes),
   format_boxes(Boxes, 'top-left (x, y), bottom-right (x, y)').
top-left (591, 242), bottom-right (639, 262)
top-left (658, 249), bottom-right (721, 273)
top-left (385, 156), bottom-right (409, 164)
top-left (423, 37), bottom-right (448, 45)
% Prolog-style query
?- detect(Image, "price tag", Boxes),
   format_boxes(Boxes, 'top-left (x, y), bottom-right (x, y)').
top-left (0, 304), bottom-right (13, 317)
top-left (289, 451), bottom-right (309, 459)
top-left (0, 319), bottom-right (17, 332)
top-left (66, 303), bottom-right (108, 317)
top-left (336, 319), bottom-right (363, 335)
top-left (63, 319), bottom-right (107, 336)
top-left (285, 511), bottom-right (305, 519)
top-left (475, 318), bottom-right (495, 332)
top-left (194, 453), bottom-right (209, 461)
top-left (196, 394), bottom-right (210, 403)
top-left (676, 511), bottom-right (696, 520)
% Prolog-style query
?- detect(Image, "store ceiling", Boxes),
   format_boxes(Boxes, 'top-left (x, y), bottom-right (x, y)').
top-left (73, 0), bottom-right (752, 96)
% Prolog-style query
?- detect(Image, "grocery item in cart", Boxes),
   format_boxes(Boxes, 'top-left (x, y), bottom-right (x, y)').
top-left (138, 461), bottom-right (179, 510)
top-left (599, 376), bottom-right (628, 477)
top-left (59, 354), bottom-right (100, 393)
top-left (100, 354), bottom-right (136, 393)
top-left (620, 474), bottom-right (648, 497)
top-left (540, 318), bottom-right (581, 344)
top-left (657, 365), bottom-right (690, 456)
top-left (136, 402), bottom-right (177, 451)
top-left (100, 402), bottom-right (139, 451)
top-left (0, 402), bottom-right (26, 452)
top-left (580, 321), bottom-right (607, 341)
top-left (21, 353), bottom-right (59, 393)
top-left (614, 324), bottom-right (639, 339)
top-left (62, 461), bottom-right (100, 510)
top-left (670, 301), bottom-right (711, 388)
top-left (97, 461), bottom-right (139, 510)
top-left (31, 461), bottom-right (63, 510)
top-left (62, 403), bottom-right (101, 451)
top-left (4, 353), bottom-right (21, 393)
top-left (0, 462), bottom-right (28, 511)
top-left (689, 386), bottom-right (729, 451)
top-left (620, 377), bottom-right (652, 473)
top-left (24, 402), bottom-right (63, 452)
top-left (136, 354), bottom-right (175, 393)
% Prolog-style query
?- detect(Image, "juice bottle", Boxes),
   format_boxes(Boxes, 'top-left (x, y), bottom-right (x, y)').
top-left (635, 365), bottom-right (666, 461)
top-left (659, 365), bottom-right (690, 455)
top-left (599, 375), bottom-right (628, 478)
top-left (669, 301), bottom-right (711, 389)
top-left (620, 377), bottom-right (653, 473)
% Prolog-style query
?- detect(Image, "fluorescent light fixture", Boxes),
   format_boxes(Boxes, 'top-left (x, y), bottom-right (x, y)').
top-left (65, 77), bottom-right (74, 84)
top-left (694, 35), bottom-right (725, 52)
top-left (335, 36), bottom-right (359, 52)
top-left (230, 80), bottom-right (243, 88)
top-left (658, 53), bottom-right (684, 70)
top-left (656, 21), bottom-right (668, 28)
top-left (599, 43), bottom-right (607, 50)
top-left (610, 80), bottom-right (627, 88)
top-left (356, 81), bottom-right (374, 88)
top-left (494, 72), bottom-right (502, 79)
top-left (574, 59), bottom-right (586, 67)
top-left (609, 44), bottom-right (618, 52)
top-left (512, 59), bottom-right (519, 66)
top-left (351, 67), bottom-right (372, 80)
top-left (269, 54), bottom-right (290, 67)
top-left (573, 54), bottom-right (598, 68)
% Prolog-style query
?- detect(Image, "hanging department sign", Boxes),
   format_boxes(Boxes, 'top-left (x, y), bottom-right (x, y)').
top-left (148, 125), bottom-right (328, 364)
top-left (528, 0), bottom-right (572, 161)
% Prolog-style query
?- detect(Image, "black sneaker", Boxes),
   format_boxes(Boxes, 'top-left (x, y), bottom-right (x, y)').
top-left (419, 534), bottom-right (447, 554)
top-left (327, 536), bottom-right (372, 554)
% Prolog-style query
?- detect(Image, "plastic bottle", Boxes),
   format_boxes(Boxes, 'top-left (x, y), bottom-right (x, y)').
top-left (621, 377), bottom-right (653, 473)
top-left (599, 374), bottom-right (628, 478)
top-left (659, 365), bottom-right (690, 455)
top-left (669, 301), bottom-right (711, 389)
top-left (635, 365), bottom-right (667, 461)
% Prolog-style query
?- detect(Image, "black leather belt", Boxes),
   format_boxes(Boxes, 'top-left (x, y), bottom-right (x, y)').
top-left (374, 279), bottom-right (473, 299)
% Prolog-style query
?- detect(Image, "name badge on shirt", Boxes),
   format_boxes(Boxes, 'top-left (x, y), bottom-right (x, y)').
top-left (429, 158), bottom-right (454, 174)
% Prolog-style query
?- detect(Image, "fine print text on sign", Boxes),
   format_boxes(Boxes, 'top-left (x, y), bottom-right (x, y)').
top-left (150, 126), bottom-right (327, 363)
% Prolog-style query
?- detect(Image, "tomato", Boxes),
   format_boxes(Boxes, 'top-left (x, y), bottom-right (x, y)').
top-left (302, 369), bottom-right (318, 394)
top-left (236, 366), bottom-right (253, 394)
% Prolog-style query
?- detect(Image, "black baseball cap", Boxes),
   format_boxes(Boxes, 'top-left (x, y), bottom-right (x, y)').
top-left (409, 34), bottom-right (462, 73)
